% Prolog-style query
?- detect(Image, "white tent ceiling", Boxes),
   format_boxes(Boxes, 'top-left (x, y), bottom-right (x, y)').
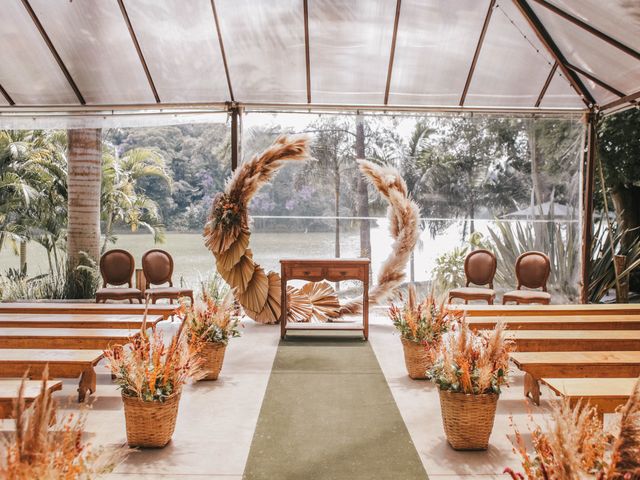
top-left (0, 0), bottom-right (638, 118)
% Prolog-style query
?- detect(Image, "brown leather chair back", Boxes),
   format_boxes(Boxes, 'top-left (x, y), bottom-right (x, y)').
top-left (464, 249), bottom-right (497, 288)
top-left (100, 249), bottom-right (135, 287)
top-left (142, 249), bottom-right (174, 287)
top-left (515, 251), bottom-right (550, 291)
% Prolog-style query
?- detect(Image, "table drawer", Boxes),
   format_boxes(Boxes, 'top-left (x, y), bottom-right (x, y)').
top-left (325, 266), bottom-right (362, 280)
top-left (289, 266), bottom-right (324, 278)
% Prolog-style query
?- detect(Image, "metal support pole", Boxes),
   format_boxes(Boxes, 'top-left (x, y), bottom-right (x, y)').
top-left (230, 104), bottom-right (241, 171)
top-left (580, 110), bottom-right (597, 303)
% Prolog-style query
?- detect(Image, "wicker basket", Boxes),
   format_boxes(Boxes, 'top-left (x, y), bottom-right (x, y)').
top-left (438, 389), bottom-right (498, 450)
top-left (400, 337), bottom-right (433, 379)
top-left (199, 342), bottom-right (227, 380)
top-left (122, 391), bottom-right (181, 448)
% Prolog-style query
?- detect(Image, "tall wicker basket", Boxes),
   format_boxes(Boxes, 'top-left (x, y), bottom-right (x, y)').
top-left (438, 389), bottom-right (498, 450)
top-left (400, 337), bottom-right (433, 379)
top-left (122, 391), bottom-right (181, 448)
top-left (199, 342), bottom-right (227, 380)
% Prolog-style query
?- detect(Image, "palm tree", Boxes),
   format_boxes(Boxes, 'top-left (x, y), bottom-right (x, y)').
top-left (100, 146), bottom-right (172, 253)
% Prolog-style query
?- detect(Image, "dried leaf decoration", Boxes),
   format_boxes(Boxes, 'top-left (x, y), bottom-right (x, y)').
top-left (300, 281), bottom-right (341, 322)
top-left (205, 137), bottom-right (420, 324)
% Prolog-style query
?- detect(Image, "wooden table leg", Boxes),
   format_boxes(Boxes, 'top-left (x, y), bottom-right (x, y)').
top-left (524, 372), bottom-right (541, 406)
top-left (78, 367), bottom-right (96, 402)
top-left (280, 274), bottom-right (287, 340)
top-left (363, 275), bottom-right (369, 341)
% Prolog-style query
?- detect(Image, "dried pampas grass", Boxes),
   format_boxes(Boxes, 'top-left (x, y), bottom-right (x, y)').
top-left (0, 370), bottom-right (127, 479)
top-left (340, 160), bottom-right (420, 314)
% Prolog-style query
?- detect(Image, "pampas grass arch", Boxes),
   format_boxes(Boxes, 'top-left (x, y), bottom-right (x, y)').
top-left (204, 135), bottom-right (420, 324)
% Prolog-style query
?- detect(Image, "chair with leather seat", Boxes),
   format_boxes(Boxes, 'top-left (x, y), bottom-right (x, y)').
top-left (448, 249), bottom-right (497, 305)
top-left (502, 251), bottom-right (551, 305)
top-left (95, 249), bottom-right (143, 303)
top-left (141, 249), bottom-right (193, 304)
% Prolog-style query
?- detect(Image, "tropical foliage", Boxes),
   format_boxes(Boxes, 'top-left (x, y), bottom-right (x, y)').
top-left (506, 380), bottom-right (640, 479)
top-left (104, 328), bottom-right (203, 402)
top-left (0, 371), bottom-right (127, 479)
top-left (428, 322), bottom-right (513, 395)
top-left (389, 284), bottom-right (458, 345)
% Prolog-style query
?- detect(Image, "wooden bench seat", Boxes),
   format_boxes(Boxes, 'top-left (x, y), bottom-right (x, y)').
top-left (502, 330), bottom-right (640, 352)
top-left (0, 349), bottom-right (104, 401)
top-left (0, 328), bottom-right (139, 350)
top-left (541, 377), bottom-right (639, 422)
top-left (0, 302), bottom-right (177, 318)
top-left (448, 303), bottom-right (640, 317)
top-left (468, 315), bottom-right (640, 331)
top-left (510, 351), bottom-right (640, 405)
top-left (0, 313), bottom-right (163, 329)
top-left (0, 379), bottom-right (63, 418)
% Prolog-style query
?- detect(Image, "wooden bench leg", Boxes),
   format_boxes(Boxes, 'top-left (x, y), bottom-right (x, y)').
top-left (78, 367), bottom-right (96, 403)
top-left (524, 372), bottom-right (541, 406)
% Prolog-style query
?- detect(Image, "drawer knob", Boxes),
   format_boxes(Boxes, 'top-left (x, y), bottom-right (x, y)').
top-left (303, 271), bottom-right (310, 275)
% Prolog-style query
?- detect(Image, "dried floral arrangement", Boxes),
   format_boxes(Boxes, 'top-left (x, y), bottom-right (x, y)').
top-left (389, 284), bottom-right (459, 345)
top-left (180, 289), bottom-right (241, 346)
top-left (428, 321), bottom-right (514, 395)
top-left (104, 328), bottom-right (203, 402)
top-left (0, 371), bottom-right (127, 479)
top-left (505, 380), bottom-right (640, 479)
top-left (204, 136), bottom-right (420, 323)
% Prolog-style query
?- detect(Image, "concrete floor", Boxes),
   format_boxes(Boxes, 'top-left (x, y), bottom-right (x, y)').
top-left (1, 311), bottom-right (601, 479)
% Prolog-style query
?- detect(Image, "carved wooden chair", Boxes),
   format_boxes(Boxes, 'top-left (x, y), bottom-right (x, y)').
top-left (95, 249), bottom-right (143, 303)
top-left (448, 249), bottom-right (497, 305)
top-left (502, 251), bottom-right (551, 305)
top-left (141, 249), bottom-right (194, 304)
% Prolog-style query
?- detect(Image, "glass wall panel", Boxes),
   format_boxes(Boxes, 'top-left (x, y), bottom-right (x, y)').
top-left (29, 0), bottom-right (156, 104)
top-left (465, 2), bottom-right (554, 107)
top-left (308, 0), bottom-right (396, 104)
top-left (530, 1), bottom-right (640, 100)
top-left (0, 0), bottom-right (78, 105)
top-left (540, 70), bottom-right (585, 108)
top-left (215, 0), bottom-right (306, 103)
top-left (124, 0), bottom-right (228, 103)
top-left (388, 0), bottom-right (487, 106)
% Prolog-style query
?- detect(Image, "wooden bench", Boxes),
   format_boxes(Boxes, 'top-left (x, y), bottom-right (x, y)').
top-left (0, 302), bottom-right (177, 318)
top-left (448, 304), bottom-right (640, 317)
top-left (0, 313), bottom-right (163, 329)
top-left (0, 379), bottom-right (63, 418)
top-left (510, 351), bottom-right (640, 405)
top-left (0, 349), bottom-right (104, 402)
top-left (0, 328), bottom-right (139, 350)
top-left (468, 315), bottom-right (640, 331)
top-left (503, 330), bottom-right (640, 352)
top-left (541, 377), bottom-right (638, 422)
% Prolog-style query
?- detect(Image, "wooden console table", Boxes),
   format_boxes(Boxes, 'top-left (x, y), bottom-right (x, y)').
top-left (280, 258), bottom-right (370, 340)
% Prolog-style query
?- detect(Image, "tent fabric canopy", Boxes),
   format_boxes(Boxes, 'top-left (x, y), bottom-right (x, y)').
top-left (0, 0), bottom-right (638, 115)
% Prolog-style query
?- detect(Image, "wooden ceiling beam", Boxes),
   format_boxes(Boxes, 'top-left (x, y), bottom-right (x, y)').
top-left (210, 0), bottom-right (234, 102)
top-left (384, 0), bottom-right (402, 105)
top-left (535, 62), bottom-right (557, 107)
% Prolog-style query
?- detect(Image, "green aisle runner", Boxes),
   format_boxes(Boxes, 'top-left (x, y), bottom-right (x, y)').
top-left (243, 334), bottom-right (428, 480)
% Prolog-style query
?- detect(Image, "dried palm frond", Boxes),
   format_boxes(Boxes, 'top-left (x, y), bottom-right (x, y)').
top-left (607, 377), bottom-right (640, 478)
top-left (204, 135), bottom-right (311, 324)
top-left (286, 286), bottom-right (313, 323)
top-left (0, 370), bottom-right (127, 479)
top-left (300, 281), bottom-right (341, 322)
top-left (340, 160), bottom-right (420, 314)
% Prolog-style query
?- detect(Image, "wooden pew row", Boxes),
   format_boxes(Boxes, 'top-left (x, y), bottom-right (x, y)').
top-left (502, 330), bottom-right (640, 352)
top-left (0, 349), bottom-right (104, 402)
top-left (448, 303), bottom-right (640, 317)
top-left (468, 315), bottom-right (640, 331)
top-left (540, 377), bottom-right (638, 423)
top-left (0, 313), bottom-right (163, 329)
top-left (0, 302), bottom-right (177, 318)
top-left (0, 328), bottom-right (140, 350)
top-left (0, 379), bottom-right (63, 418)
top-left (510, 351), bottom-right (640, 405)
